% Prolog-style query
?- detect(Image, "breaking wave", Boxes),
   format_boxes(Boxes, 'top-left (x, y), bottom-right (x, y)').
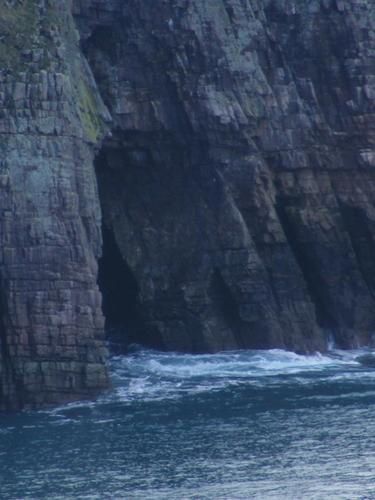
top-left (105, 347), bottom-right (372, 403)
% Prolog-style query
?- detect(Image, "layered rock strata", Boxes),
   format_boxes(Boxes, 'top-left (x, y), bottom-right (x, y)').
top-left (0, 0), bottom-right (374, 408)
top-left (0, 0), bottom-right (109, 409)
top-left (75, 0), bottom-right (375, 353)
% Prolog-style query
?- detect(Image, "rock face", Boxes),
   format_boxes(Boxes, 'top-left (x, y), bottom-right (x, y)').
top-left (0, 0), bottom-right (375, 408)
top-left (75, 0), bottom-right (375, 353)
top-left (0, 0), bottom-right (109, 409)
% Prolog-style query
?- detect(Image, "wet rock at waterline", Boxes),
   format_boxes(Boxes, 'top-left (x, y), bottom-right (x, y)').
top-left (0, 0), bottom-right (375, 408)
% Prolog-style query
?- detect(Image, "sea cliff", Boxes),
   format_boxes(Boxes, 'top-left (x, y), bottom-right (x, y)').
top-left (0, 0), bottom-right (374, 408)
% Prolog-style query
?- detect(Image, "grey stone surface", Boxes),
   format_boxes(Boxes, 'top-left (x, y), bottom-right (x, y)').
top-left (0, 0), bottom-right (109, 410)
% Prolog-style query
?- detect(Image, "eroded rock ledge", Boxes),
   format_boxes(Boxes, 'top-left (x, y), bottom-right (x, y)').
top-left (0, 0), bottom-right (374, 408)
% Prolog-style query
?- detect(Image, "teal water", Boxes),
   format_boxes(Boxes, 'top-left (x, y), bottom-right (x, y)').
top-left (1, 348), bottom-right (375, 499)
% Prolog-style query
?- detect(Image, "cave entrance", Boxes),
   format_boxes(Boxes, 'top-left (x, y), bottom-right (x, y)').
top-left (95, 145), bottom-right (166, 352)
top-left (98, 224), bottom-right (144, 351)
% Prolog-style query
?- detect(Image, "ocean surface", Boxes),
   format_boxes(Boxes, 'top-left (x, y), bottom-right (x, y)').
top-left (1, 347), bottom-right (375, 499)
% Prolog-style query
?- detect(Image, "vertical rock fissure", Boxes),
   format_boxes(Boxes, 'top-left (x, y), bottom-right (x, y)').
top-left (0, 277), bottom-right (17, 410)
top-left (275, 201), bottom-right (336, 332)
top-left (97, 224), bottom-right (142, 351)
top-left (95, 146), bottom-right (166, 352)
top-left (209, 269), bottom-right (246, 349)
top-left (339, 203), bottom-right (375, 297)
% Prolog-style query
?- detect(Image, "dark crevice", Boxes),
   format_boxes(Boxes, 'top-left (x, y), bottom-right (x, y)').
top-left (98, 223), bottom-right (165, 352)
top-left (224, 5), bottom-right (235, 24)
top-left (0, 277), bottom-right (17, 409)
top-left (98, 224), bottom-right (140, 339)
top-left (83, 25), bottom-right (119, 65)
top-left (275, 201), bottom-right (337, 332)
top-left (95, 149), bottom-right (165, 352)
top-left (209, 269), bottom-right (263, 348)
top-left (209, 269), bottom-right (244, 347)
top-left (339, 203), bottom-right (375, 296)
top-left (0, 282), bottom-right (8, 364)
top-left (210, 270), bottom-right (239, 323)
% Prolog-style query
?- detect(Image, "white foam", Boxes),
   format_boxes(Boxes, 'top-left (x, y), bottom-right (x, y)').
top-left (105, 347), bottom-right (371, 403)
top-left (118, 349), bottom-right (354, 377)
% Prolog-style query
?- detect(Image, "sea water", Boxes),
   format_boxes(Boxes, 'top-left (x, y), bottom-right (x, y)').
top-left (1, 348), bottom-right (375, 499)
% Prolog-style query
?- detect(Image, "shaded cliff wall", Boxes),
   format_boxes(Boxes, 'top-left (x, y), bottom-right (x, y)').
top-left (0, 0), bottom-right (108, 409)
top-left (74, 0), bottom-right (375, 353)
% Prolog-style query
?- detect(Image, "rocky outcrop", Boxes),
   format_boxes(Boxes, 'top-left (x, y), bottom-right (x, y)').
top-left (0, 0), bottom-right (374, 408)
